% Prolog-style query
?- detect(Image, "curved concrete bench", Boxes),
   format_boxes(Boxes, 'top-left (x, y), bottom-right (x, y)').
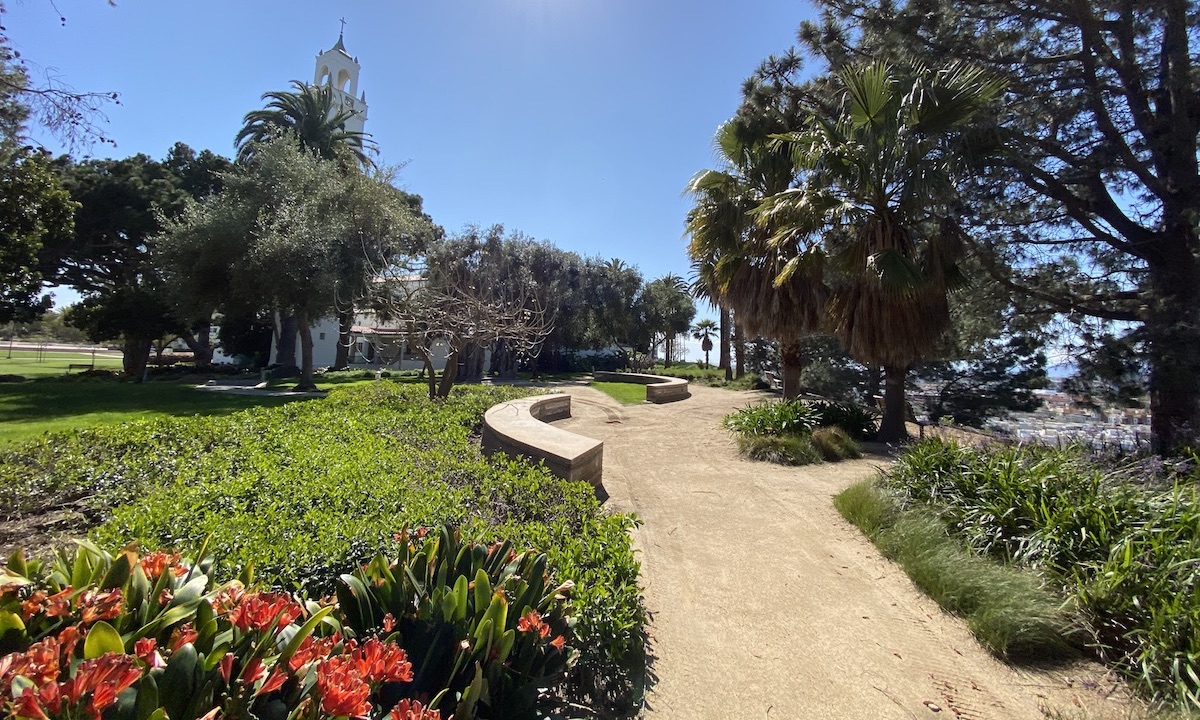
top-left (481, 394), bottom-right (603, 487)
top-left (592, 371), bottom-right (690, 403)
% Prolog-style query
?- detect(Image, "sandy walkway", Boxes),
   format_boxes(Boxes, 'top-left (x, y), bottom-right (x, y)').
top-left (553, 384), bottom-right (1128, 720)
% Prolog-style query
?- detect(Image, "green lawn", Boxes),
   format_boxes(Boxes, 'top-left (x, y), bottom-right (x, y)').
top-left (590, 380), bottom-right (647, 404)
top-left (0, 349), bottom-right (124, 378)
top-left (0, 379), bottom-right (313, 445)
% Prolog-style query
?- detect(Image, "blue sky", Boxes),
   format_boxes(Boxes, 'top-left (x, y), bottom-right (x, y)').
top-left (8, 0), bottom-right (817, 355)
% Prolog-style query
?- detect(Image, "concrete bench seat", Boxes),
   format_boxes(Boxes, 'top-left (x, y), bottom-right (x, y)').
top-left (592, 371), bottom-right (690, 403)
top-left (481, 393), bottom-right (603, 486)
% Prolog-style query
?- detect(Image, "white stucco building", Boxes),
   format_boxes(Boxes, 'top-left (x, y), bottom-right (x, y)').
top-left (314, 29), bottom-right (368, 135)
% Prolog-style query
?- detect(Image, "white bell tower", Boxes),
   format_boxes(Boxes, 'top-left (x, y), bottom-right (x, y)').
top-left (314, 21), bottom-right (368, 135)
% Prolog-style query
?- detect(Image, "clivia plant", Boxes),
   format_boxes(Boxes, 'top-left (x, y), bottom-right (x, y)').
top-left (0, 527), bottom-right (575, 720)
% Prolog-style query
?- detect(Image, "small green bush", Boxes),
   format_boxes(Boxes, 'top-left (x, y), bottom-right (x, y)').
top-left (808, 400), bottom-right (878, 440)
top-left (723, 400), bottom-right (821, 437)
top-left (811, 426), bottom-right (862, 460)
top-left (736, 435), bottom-right (823, 465)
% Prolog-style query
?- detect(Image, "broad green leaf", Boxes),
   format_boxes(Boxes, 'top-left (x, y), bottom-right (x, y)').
top-left (84, 620), bottom-right (125, 658)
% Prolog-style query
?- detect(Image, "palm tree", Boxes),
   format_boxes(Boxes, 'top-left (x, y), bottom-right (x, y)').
top-left (685, 118), bottom-right (826, 398)
top-left (235, 81), bottom-right (375, 168)
top-left (687, 266), bottom-right (733, 379)
top-left (692, 318), bottom-right (718, 367)
top-left (758, 61), bottom-right (1003, 440)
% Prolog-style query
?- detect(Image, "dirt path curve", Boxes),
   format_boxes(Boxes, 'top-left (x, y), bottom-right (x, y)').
top-left (551, 384), bottom-right (1125, 720)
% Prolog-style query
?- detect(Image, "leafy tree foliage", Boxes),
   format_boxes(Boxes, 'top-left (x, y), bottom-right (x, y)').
top-left (0, 148), bottom-right (73, 324)
top-left (795, 0), bottom-right (1200, 453)
top-left (41, 144), bottom-right (229, 376)
top-left (915, 335), bottom-right (1048, 427)
top-left (159, 138), bottom-right (431, 390)
top-left (634, 274), bottom-right (695, 367)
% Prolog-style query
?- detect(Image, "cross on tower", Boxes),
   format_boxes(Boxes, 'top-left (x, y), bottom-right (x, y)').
top-left (339, 17), bottom-right (346, 37)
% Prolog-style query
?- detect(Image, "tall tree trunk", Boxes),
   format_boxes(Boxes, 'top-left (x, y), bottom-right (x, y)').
top-left (295, 309), bottom-right (317, 392)
top-left (274, 314), bottom-right (298, 376)
top-left (122, 336), bottom-right (152, 381)
top-left (663, 335), bottom-right (672, 368)
top-left (866, 364), bottom-right (882, 406)
top-left (734, 322), bottom-right (745, 379)
top-left (878, 364), bottom-right (910, 443)
top-left (180, 322), bottom-right (213, 368)
top-left (437, 351), bottom-right (460, 397)
top-left (719, 304), bottom-right (732, 381)
top-left (334, 309), bottom-right (354, 370)
top-left (1146, 239), bottom-right (1200, 455)
top-left (780, 341), bottom-right (803, 399)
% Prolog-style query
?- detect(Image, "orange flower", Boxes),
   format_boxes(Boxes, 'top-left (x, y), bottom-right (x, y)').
top-left (382, 613), bottom-right (395, 633)
top-left (257, 666), bottom-right (288, 696)
top-left (287, 633), bottom-right (340, 673)
top-left (138, 551), bottom-right (186, 581)
top-left (389, 699), bottom-right (442, 720)
top-left (2, 636), bottom-right (61, 688)
top-left (516, 610), bottom-right (550, 638)
top-left (209, 581), bottom-right (247, 616)
top-left (44, 588), bottom-right (73, 618)
top-left (58, 653), bottom-right (142, 719)
top-left (316, 656), bottom-right (371, 717)
top-left (20, 590), bottom-right (47, 619)
top-left (349, 638), bottom-right (412, 684)
top-left (228, 592), bottom-right (303, 634)
top-left (77, 589), bottom-right (123, 625)
top-left (169, 623), bottom-right (198, 652)
top-left (550, 635), bottom-right (566, 651)
top-left (133, 638), bottom-right (165, 669)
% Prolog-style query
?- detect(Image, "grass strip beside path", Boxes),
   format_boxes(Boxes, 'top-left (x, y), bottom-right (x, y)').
top-left (590, 381), bottom-right (647, 405)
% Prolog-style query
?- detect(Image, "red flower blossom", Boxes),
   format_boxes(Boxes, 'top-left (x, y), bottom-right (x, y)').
top-left (228, 592), bottom-right (303, 634)
top-left (382, 613), bottom-right (395, 633)
top-left (241, 657), bottom-right (266, 684)
top-left (1, 636), bottom-right (61, 688)
top-left (133, 638), bottom-right (165, 669)
top-left (157, 588), bottom-right (174, 606)
top-left (169, 623), bottom-right (198, 652)
top-left (12, 691), bottom-right (51, 720)
top-left (44, 588), bottom-right (73, 618)
top-left (516, 610), bottom-right (550, 638)
top-left (20, 590), bottom-right (47, 619)
top-left (389, 699), bottom-right (442, 720)
top-left (77, 589), bottom-right (123, 625)
top-left (550, 635), bottom-right (566, 651)
top-left (219, 653), bottom-right (235, 684)
top-left (57, 625), bottom-right (82, 659)
top-left (209, 581), bottom-right (247, 616)
top-left (257, 666), bottom-right (288, 696)
top-left (316, 656), bottom-right (371, 717)
top-left (138, 551), bottom-right (187, 581)
top-left (58, 653), bottom-right (142, 720)
top-left (287, 633), bottom-right (340, 673)
top-left (349, 638), bottom-right (412, 684)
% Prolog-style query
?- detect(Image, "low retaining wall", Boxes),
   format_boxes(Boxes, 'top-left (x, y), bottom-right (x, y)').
top-left (592, 371), bottom-right (690, 403)
top-left (481, 394), bottom-right (603, 486)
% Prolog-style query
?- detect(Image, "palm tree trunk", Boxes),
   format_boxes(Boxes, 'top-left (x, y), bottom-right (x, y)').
top-left (719, 305), bottom-right (732, 381)
top-left (878, 364), bottom-right (910, 442)
top-left (780, 341), bottom-right (803, 399)
top-left (295, 309), bottom-right (318, 392)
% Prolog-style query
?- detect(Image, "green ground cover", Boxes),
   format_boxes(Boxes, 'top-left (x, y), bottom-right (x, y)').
top-left (722, 398), bottom-right (873, 465)
top-left (0, 349), bottom-right (124, 377)
top-left (841, 438), bottom-right (1200, 712)
top-left (0, 382), bottom-right (646, 713)
top-left (0, 378), bottom-right (309, 445)
top-left (648, 362), bottom-right (758, 390)
top-left (590, 380), bottom-right (647, 405)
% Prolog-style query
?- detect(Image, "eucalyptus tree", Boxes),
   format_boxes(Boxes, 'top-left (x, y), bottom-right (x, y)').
top-left (795, 0), bottom-right (1200, 454)
top-left (757, 61), bottom-right (1004, 440)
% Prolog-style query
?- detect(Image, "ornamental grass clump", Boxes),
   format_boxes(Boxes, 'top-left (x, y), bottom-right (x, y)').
top-left (878, 438), bottom-right (1200, 711)
top-left (0, 530), bottom-right (576, 720)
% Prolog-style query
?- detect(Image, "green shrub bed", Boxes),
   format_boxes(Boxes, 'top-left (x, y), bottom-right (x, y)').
top-left (722, 399), bottom-right (873, 465)
top-left (879, 438), bottom-right (1200, 711)
top-left (0, 383), bottom-right (647, 715)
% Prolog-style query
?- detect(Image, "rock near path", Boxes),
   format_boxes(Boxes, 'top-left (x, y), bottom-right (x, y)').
top-left (553, 384), bottom-right (1132, 720)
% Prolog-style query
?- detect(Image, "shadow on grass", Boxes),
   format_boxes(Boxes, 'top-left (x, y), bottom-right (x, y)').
top-left (0, 378), bottom-right (313, 445)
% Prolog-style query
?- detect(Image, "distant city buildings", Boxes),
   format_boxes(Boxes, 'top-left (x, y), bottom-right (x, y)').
top-left (986, 388), bottom-right (1152, 451)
